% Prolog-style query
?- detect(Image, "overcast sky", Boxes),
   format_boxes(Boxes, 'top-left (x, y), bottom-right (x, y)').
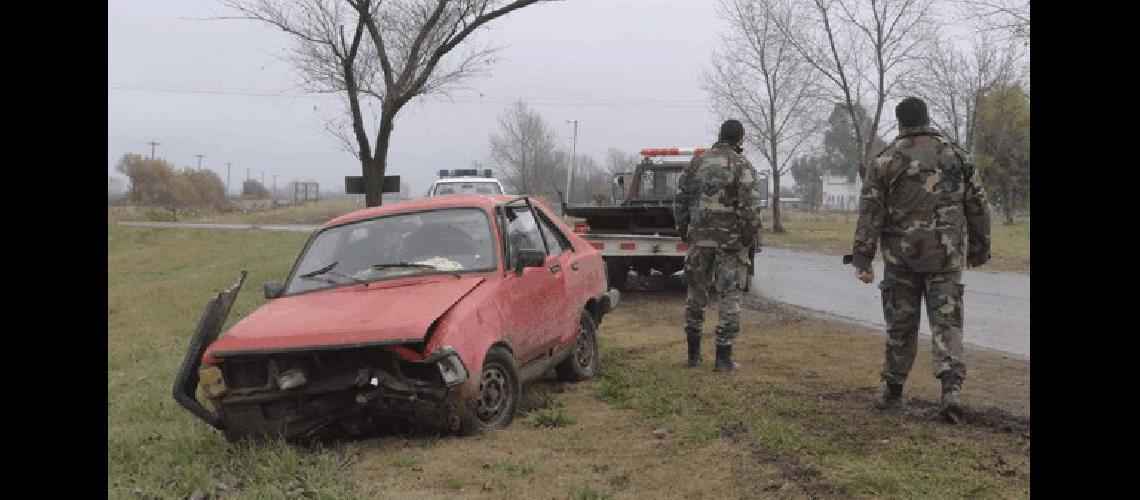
top-left (108, 0), bottom-right (982, 196)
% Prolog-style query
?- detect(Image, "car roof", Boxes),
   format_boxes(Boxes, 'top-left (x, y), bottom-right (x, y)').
top-left (323, 194), bottom-right (514, 228)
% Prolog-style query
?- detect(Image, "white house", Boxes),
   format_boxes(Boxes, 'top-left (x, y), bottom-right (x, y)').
top-left (821, 174), bottom-right (861, 211)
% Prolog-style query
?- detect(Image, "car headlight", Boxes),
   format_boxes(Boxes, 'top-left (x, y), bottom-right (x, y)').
top-left (277, 368), bottom-right (307, 390)
top-left (199, 364), bottom-right (228, 399)
top-left (436, 351), bottom-right (468, 387)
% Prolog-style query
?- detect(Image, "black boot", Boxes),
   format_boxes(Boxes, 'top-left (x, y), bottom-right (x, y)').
top-left (874, 382), bottom-right (905, 410)
top-left (939, 373), bottom-right (963, 423)
top-left (686, 336), bottom-right (702, 368)
top-left (712, 344), bottom-right (740, 372)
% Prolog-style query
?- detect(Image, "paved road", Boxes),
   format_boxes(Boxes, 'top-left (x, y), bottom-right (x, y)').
top-left (753, 247), bottom-right (1029, 358)
top-left (117, 222), bottom-right (1029, 357)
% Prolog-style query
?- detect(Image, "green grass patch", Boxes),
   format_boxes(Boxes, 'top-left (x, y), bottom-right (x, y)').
top-left (531, 407), bottom-right (577, 428)
top-left (445, 478), bottom-right (465, 490)
top-left (569, 484), bottom-right (614, 500)
top-left (493, 459), bottom-right (538, 478)
top-left (108, 221), bottom-right (366, 498)
top-left (387, 452), bottom-right (420, 469)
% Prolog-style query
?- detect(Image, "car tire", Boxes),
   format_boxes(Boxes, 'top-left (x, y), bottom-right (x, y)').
top-left (459, 346), bottom-right (521, 435)
top-left (555, 311), bottom-right (600, 382)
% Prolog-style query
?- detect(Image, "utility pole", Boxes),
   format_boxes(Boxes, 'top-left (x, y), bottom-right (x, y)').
top-left (272, 174), bottom-right (277, 199)
top-left (147, 141), bottom-right (161, 159)
top-left (565, 120), bottom-right (578, 203)
top-left (226, 163), bottom-right (231, 197)
top-left (194, 154), bottom-right (205, 170)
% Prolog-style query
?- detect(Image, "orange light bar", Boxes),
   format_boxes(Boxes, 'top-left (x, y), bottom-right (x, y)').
top-left (619, 243), bottom-right (636, 250)
top-left (590, 242), bottom-right (604, 250)
top-left (639, 147), bottom-right (708, 157)
top-left (676, 243), bottom-right (689, 251)
top-left (573, 221), bottom-right (591, 233)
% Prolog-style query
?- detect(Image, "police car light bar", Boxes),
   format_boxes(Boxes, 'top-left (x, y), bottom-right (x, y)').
top-left (639, 148), bottom-right (708, 157)
top-left (439, 169), bottom-right (494, 178)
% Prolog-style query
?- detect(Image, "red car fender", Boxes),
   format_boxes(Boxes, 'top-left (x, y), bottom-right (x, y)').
top-left (421, 273), bottom-right (517, 401)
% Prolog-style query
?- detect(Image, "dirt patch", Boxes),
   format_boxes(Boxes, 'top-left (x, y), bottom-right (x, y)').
top-left (346, 290), bottom-right (1029, 498)
top-left (349, 376), bottom-right (765, 499)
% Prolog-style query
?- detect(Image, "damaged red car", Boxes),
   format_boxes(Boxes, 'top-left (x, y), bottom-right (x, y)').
top-left (174, 195), bottom-right (619, 441)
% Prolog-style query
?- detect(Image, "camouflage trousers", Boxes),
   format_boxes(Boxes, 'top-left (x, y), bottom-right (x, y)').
top-left (684, 246), bottom-right (747, 346)
top-left (879, 265), bottom-right (967, 385)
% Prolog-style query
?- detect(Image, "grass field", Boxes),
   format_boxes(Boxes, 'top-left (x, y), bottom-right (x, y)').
top-left (761, 211), bottom-right (1030, 273)
top-left (109, 222), bottom-right (1029, 498)
top-left (107, 222), bottom-right (369, 498)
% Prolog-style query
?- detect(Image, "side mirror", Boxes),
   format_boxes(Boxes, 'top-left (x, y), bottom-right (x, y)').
top-left (514, 249), bottom-right (547, 274)
top-left (263, 280), bottom-right (284, 299)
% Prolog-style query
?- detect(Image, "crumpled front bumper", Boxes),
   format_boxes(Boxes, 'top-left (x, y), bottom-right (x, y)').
top-left (172, 271), bottom-right (247, 430)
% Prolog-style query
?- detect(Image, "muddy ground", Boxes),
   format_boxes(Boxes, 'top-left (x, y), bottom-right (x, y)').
top-left (345, 277), bottom-right (1029, 498)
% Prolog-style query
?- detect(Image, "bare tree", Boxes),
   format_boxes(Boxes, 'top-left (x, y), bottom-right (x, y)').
top-left (489, 101), bottom-right (559, 195)
top-left (603, 148), bottom-right (639, 178)
top-left (902, 30), bottom-right (1024, 150)
top-left (954, 0), bottom-right (1029, 42)
top-left (706, 0), bottom-right (822, 233)
top-left (223, 0), bottom-right (549, 207)
top-left (777, 0), bottom-right (933, 180)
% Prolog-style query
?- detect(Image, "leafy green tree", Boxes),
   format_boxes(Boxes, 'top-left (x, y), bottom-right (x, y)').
top-left (820, 104), bottom-right (887, 182)
top-left (973, 84), bottom-right (1029, 224)
top-left (791, 155), bottom-right (823, 212)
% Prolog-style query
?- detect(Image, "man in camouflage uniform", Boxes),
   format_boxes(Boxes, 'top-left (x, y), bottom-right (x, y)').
top-left (674, 119), bottom-right (762, 372)
top-left (852, 97), bottom-right (992, 421)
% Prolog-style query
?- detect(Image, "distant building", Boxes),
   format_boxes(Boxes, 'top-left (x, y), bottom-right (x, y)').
top-left (821, 174), bottom-right (860, 211)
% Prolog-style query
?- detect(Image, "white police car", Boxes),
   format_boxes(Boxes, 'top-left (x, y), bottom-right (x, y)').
top-left (427, 169), bottom-right (506, 197)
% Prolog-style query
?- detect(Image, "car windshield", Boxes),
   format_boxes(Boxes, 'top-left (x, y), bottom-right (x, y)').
top-left (285, 208), bottom-right (496, 294)
top-left (434, 181), bottom-right (502, 195)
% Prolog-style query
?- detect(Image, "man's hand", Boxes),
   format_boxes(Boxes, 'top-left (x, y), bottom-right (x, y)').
top-left (856, 267), bottom-right (874, 283)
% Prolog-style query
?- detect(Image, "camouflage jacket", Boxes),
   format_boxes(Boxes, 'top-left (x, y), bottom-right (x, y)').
top-left (674, 142), bottom-right (762, 250)
top-left (852, 125), bottom-right (992, 272)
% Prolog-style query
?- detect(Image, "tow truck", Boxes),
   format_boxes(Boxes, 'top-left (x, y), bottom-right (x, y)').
top-left (562, 148), bottom-right (768, 290)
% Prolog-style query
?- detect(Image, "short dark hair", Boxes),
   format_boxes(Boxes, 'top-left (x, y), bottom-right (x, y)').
top-left (895, 97), bottom-right (930, 127)
top-left (718, 119), bottom-right (745, 143)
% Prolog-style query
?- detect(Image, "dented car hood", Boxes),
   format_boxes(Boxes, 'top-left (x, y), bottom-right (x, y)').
top-left (205, 274), bottom-right (485, 357)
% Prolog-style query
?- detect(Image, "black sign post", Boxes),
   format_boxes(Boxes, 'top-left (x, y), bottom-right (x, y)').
top-left (345, 175), bottom-right (401, 194)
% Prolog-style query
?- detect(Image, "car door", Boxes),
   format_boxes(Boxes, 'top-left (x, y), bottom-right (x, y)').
top-left (532, 206), bottom-right (581, 350)
top-left (500, 203), bottom-right (564, 365)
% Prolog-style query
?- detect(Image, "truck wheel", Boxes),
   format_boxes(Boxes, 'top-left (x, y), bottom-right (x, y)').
top-left (556, 311), bottom-right (599, 382)
top-left (606, 259), bottom-right (628, 291)
top-left (459, 346), bottom-right (520, 435)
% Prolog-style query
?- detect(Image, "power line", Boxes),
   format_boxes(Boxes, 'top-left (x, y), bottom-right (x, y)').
top-left (108, 83), bottom-right (709, 109)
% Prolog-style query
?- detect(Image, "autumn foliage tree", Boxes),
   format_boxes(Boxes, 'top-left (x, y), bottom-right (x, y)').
top-left (115, 154), bottom-right (228, 219)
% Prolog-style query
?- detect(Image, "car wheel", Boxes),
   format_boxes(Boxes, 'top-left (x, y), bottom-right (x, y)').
top-left (556, 311), bottom-right (599, 382)
top-left (459, 346), bottom-right (520, 435)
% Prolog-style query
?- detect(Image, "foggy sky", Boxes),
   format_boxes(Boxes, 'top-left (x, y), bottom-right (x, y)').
top-left (108, 0), bottom-right (976, 196)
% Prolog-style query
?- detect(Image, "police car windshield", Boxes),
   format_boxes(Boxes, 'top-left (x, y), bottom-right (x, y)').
top-left (435, 181), bottom-right (502, 195)
top-left (285, 208), bottom-right (496, 294)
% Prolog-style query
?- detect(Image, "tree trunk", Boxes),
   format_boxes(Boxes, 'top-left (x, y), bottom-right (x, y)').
top-left (364, 115), bottom-right (396, 207)
top-left (772, 171), bottom-right (785, 233)
top-left (1002, 185), bottom-right (1014, 224)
